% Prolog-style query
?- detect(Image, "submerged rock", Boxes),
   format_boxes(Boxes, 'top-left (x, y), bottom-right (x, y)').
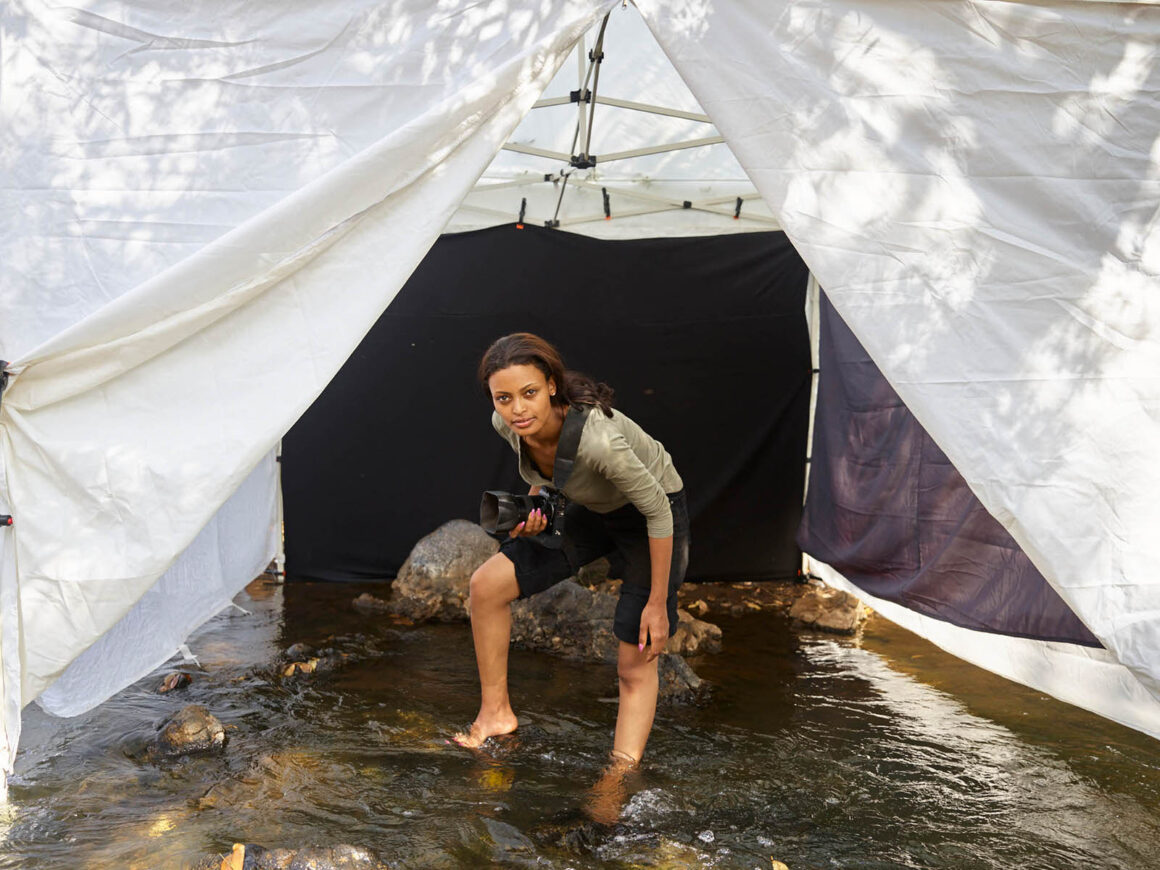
top-left (277, 634), bottom-right (389, 681)
top-left (657, 653), bottom-right (708, 704)
top-left (509, 579), bottom-right (722, 667)
top-left (149, 704), bottom-right (225, 758)
top-left (351, 592), bottom-right (391, 614)
top-left (157, 672), bottom-right (192, 694)
top-left (789, 585), bottom-right (869, 634)
top-left (283, 642), bottom-right (316, 659)
top-left (669, 608), bottom-right (722, 655)
top-left (510, 579), bottom-right (620, 663)
top-left (192, 843), bottom-right (385, 870)
top-left (390, 519), bottom-right (498, 621)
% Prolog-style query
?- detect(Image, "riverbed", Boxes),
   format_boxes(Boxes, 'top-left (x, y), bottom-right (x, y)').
top-left (5, 579), bottom-right (1160, 869)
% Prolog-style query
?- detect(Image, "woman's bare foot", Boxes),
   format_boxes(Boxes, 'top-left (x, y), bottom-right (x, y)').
top-left (452, 708), bottom-right (519, 748)
top-left (583, 750), bottom-right (639, 824)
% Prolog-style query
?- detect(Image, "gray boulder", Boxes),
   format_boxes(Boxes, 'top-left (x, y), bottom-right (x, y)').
top-left (390, 520), bottom-right (498, 621)
top-left (789, 585), bottom-right (870, 634)
top-left (508, 579), bottom-right (723, 664)
top-left (150, 704), bottom-right (225, 758)
top-left (510, 579), bottom-right (621, 663)
top-left (509, 579), bottom-right (712, 703)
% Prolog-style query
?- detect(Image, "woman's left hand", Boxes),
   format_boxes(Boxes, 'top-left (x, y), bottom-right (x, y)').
top-left (638, 599), bottom-right (669, 662)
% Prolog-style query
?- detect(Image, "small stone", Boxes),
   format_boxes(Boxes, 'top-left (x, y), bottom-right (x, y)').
top-left (771, 861), bottom-right (790, 870)
top-left (157, 672), bottom-right (192, 694)
top-left (688, 599), bottom-right (709, 617)
top-left (352, 593), bottom-right (391, 614)
top-left (284, 642), bottom-right (316, 659)
top-left (151, 704), bottom-right (226, 758)
top-left (698, 829), bottom-right (715, 843)
top-left (789, 586), bottom-right (868, 634)
top-left (193, 844), bottom-right (385, 870)
top-left (221, 843), bottom-right (245, 870)
top-left (282, 658), bottom-right (319, 677)
top-left (668, 609), bottom-right (722, 656)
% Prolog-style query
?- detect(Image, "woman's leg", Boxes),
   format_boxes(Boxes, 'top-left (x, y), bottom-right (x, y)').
top-left (613, 639), bottom-right (659, 763)
top-left (456, 552), bottom-right (521, 747)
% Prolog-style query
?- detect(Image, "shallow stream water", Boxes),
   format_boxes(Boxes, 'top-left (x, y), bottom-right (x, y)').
top-left (5, 579), bottom-right (1160, 869)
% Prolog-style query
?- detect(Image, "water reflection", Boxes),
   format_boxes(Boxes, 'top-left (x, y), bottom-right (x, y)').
top-left (3, 580), bottom-right (1160, 869)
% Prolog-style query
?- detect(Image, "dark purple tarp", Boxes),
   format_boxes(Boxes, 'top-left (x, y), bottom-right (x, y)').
top-left (798, 293), bottom-right (1100, 647)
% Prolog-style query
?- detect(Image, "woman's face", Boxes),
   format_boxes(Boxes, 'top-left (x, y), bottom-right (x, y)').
top-left (488, 363), bottom-right (556, 437)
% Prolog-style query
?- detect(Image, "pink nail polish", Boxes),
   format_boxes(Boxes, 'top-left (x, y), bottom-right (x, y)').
top-left (638, 643), bottom-right (644, 652)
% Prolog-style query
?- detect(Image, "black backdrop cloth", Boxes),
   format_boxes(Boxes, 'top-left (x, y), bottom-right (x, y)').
top-left (798, 294), bottom-right (1100, 647)
top-left (283, 225), bottom-right (811, 583)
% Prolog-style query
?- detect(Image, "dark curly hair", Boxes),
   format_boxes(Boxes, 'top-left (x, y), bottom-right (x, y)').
top-left (477, 332), bottom-right (614, 417)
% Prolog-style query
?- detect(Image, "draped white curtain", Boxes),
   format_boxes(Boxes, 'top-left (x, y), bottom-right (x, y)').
top-left (0, 0), bottom-right (615, 794)
top-left (4, 0), bottom-right (1160, 800)
top-left (636, 0), bottom-right (1160, 701)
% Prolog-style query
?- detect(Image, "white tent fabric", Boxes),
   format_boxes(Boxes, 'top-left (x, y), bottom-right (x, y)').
top-left (0, 0), bottom-right (615, 794)
top-left (636, 0), bottom-right (1160, 696)
top-left (3, 0), bottom-right (1160, 798)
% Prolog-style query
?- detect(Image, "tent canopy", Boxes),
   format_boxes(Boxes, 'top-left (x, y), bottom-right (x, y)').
top-left (2, 0), bottom-right (1159, 797)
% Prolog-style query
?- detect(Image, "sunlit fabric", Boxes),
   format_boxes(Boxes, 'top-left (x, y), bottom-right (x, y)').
top-left (637, 1), bottom-right (1160, 698)
top-left (0, 0), bottom-right (616, 795)
top-left (3, 0), bottom-right (1160, 801)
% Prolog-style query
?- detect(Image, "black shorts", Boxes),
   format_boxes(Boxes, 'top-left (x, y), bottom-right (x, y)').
top-left (498, 490), bottom-right (690, 646)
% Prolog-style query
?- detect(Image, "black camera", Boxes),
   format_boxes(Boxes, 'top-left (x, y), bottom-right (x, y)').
top-left (480, 488), bottom-right (568, 548)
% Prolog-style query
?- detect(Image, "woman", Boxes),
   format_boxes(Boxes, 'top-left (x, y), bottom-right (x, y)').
top-left (456, 332), bottom-right (690, 771)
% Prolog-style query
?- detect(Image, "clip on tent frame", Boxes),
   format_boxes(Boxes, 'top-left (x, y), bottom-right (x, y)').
top-left (0, 361), bottom-right (10, 526)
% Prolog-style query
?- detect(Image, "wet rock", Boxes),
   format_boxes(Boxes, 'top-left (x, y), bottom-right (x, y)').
top-left (149, 704), bottom-right (225, 758)
top-left (657, 653), bottom-right (709, 704)
top-left (687, 598), bottom-right (709, 617)
top-left (668, 609), bottom-right (722, 656)
top-left (576, 556), bottom-right (614, 587)
top-left (390, 520), bottom-right (498, 621)
top-left (198, 750), bottom-right (329, 810)
top-left (507, 581), bottom-right (714, 701)
top-left (157, 672), bottom-right (192, 694)
top-left (351, 593), bottom-right (391, 614)
top-left (509, 579), bottom-right (620, 663)
top-left (283, 642), bottom-right (316, 659)
top-left (192, 843), bottom-right (386, 870)
top-left (789, 585), bottom-right (869, 634)
top-left (277, 634), bottom-right (389, 681)
top-left (484, 817), bottom-right (536, 855)
top-left (281, 651), bottom-right (349, 679)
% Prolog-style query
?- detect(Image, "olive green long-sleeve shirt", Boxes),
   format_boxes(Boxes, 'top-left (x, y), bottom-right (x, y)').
top-left (492, 407), bottom-right (684, 538)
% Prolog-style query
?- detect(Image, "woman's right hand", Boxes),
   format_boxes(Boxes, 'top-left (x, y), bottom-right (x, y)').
top-left (509, 507), bottom-right (548, 539)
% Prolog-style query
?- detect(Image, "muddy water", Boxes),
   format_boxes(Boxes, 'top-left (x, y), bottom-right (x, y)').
top-left (5, 579), bottom-right (1160, 869)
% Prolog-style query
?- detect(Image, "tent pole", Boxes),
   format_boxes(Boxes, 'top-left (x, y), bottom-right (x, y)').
top-left (576, 34), bottom-right (587, 161)
top-left (596, 136), bottom-right (726, 163)
top-left (274, 441), bottom-right (286, 581)
top-left (801, 272), bottom-right (821, 581)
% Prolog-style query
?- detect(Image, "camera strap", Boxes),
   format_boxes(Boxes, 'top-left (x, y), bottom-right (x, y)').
top-left (551, 403), bottom-right (590, 491)
top-left (534, 404), bottom-right (590, 554)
